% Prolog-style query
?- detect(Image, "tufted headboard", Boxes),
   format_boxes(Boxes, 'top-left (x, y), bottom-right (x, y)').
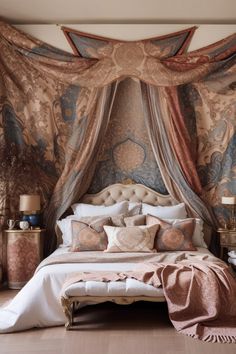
top-left (81, 184), bottom-right (211, 246)
top-left (55, 183), bottom-right (175, 246)
top-left (56, 183), bottom-right (212, 247)
top-left (80, 183), bottom-right (175, 206)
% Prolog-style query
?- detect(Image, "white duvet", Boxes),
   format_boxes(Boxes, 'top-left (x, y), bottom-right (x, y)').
top-left (0, 247), bottom-right (212, 333)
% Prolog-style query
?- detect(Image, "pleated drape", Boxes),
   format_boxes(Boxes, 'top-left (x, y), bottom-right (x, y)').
top-left (44, 83), bottom-right (118, 252)
top-left (141, 83), bottom-right (217, 229)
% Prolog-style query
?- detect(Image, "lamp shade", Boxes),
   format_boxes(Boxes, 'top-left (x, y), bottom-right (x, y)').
top-left (221, 196), bottom-right (236, 205)
top-left (19, 194), bottom-right (41, 212)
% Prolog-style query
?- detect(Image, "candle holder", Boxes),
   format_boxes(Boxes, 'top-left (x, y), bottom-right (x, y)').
top-left (221, 196), bottom-right (236, 230)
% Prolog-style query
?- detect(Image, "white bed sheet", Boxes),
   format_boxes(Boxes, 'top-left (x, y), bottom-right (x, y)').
top-left (0, 247), bottom-right (212, 333)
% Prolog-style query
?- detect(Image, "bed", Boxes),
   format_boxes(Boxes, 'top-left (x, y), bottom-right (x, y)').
top-left (0, 183), bottom-right (235, 342)
top-left (56, 182), bottom-right (210, 329)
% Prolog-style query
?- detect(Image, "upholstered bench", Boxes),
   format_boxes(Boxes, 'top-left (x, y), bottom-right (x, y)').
top-left (61, 278), bottom-right (165, 329)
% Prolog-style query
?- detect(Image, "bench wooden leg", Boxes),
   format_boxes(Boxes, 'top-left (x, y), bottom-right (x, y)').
top-left (61, 297), bottom-right (74, 330)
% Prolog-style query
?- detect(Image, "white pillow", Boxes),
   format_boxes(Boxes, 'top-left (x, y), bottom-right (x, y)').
top-left (141, 202), bottom-right (187, 219)
top-left (164, 218), bottom-right (207, 248)
top-left (128, 202), bottom-right (142, 214)
top-left (229, 257), bottom-right (236, 266)
top-left (72, 201), bottom-right (129, 218)
top-left (56, 215), bottom-right (82, 246)
top-left (128, 202), bottom-right (141, 210)
top-left (228, 250), bottom-right (236, 259)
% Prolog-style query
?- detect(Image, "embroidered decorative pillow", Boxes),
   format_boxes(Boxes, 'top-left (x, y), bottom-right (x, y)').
top-left (104, 224), bottom-right (159, 253)
top-left (124, 215), bottom-right (146, 226)
top-left (146, 215), bottom-right (196, 251)
top-left (163, 218), bottom-right (207, 248)
top-left (111, 206), bottom-right (142, 227)
top-left (110, 214), bottom-right (126, 227)
top-left (70, 216), bottom-right (112, 251)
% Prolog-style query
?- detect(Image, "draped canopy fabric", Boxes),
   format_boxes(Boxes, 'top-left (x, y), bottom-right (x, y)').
top-left (0, 21), bottom-right (235, 253)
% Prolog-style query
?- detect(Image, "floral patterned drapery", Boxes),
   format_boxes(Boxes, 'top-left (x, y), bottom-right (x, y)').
top-left (0, 22), bottom-right (235, 253)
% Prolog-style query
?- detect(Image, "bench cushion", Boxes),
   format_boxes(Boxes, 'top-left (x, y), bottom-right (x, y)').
top-left (64, 278), bottom-right (164, 298)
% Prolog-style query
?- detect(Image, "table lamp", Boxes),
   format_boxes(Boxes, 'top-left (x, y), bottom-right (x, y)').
top-left (221, 196), bottom-right (236, 230)
top-left (19, 194), bottom-right (41, 228)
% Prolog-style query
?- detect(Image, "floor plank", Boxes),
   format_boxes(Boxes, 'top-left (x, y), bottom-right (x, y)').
top-left (0, 289), bottom-right (235, 354)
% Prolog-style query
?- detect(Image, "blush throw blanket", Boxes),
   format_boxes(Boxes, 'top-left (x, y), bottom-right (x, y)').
top-left (61, 260), bottom-right (236, 343)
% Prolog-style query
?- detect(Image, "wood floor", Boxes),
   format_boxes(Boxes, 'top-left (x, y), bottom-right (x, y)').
top-left (0, 289), bottom-right (235, 354)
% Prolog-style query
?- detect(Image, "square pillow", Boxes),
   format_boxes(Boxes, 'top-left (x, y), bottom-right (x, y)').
top-left (70, 216), bottom-right (112, 252)
top-left (111, 207), bottom-right (143, 227)
top-left (104, 224), bottom-right (159, 253)
top-left (56, 215), bottom-right (83, 246)
top-left (110, 214), bottom-right (126, 227)
top-left (163, 218), bottom-right (207, 248)
top-left (146, 214), bottom-right (196, 252)
top-left (71, 201), bottom-right (129, 218)
top-left (141, 202), bottom-right (187, 219)
top-left (124, 215), bottom-right (146, 226)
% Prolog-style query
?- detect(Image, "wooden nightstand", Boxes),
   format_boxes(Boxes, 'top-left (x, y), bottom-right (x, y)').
top-left (218, 228), bottom-right (236, 261)
top-left (3, 229), bottom-right (45, 289)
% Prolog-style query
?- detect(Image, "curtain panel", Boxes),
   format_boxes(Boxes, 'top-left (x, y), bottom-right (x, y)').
top-left (0, 21), bottom-right (235, 253)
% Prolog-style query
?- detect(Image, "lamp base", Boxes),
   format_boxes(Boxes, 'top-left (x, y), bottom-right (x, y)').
top-left (22, 214), bottom-right (41, 227)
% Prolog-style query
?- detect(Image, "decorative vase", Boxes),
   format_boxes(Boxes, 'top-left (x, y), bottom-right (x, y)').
top-left (22, 214), bottom-right (41, 227)
top-left (28, 214), bottom-right (40, 227)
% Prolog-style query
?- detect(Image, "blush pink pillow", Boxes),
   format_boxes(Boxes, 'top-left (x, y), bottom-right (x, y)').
top-left (146, 214), bottom-right (196, 252)
top-left (70, 216), bottom-right (111, 251)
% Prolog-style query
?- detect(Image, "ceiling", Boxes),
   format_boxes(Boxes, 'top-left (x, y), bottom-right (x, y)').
top-left (0, 0), bottom-right (236, 24)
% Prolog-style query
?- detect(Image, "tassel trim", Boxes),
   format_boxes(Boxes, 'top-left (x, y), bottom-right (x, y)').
top-left (184, 332), bottom-right (236, 344)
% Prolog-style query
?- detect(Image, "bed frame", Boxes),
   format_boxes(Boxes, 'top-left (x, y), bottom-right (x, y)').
top-left (60, 182), bottom-right (177, 329)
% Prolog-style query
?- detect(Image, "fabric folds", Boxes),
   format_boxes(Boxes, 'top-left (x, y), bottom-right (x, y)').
top-left (45, 83), bottom-right (118, 252)
top-left (0, 21), bottom-right (236, 253)
top-left (141, 83), bottom-right (217, 227)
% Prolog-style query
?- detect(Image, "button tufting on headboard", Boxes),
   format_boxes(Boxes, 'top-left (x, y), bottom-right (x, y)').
top-left (81, 183), bottom-right (174, 206)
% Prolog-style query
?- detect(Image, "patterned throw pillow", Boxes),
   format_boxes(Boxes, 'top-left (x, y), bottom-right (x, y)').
top-left (110, 214), bottom-right (126, 227)
top-left (70, 216), bottom-right (112, 251)
top-left (104, 224), bottom-right (159, 253)
top-left (124, 215), bottom-right (146, 226)
top-left (146, 214), bottom-right (196, 251)
top-left (111, 205), bottom-right (142, 227)
top-left (163, 218), bottom-right (207, 248)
